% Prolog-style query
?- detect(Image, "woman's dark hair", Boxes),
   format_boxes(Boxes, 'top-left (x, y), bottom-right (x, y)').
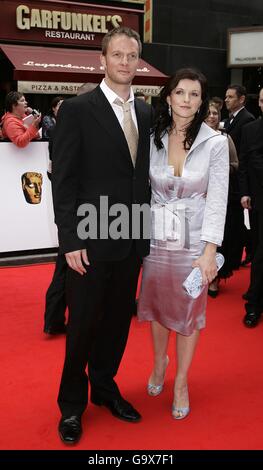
top-left (153, 68), bottom-right (209, 150)
top-left (5, 91), bottom-right (24, 112)
top-left (48, 96), bottom-right (63, 116)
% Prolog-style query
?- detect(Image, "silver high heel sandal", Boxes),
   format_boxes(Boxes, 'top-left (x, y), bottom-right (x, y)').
top-left (172, 404), bottom-right (190, 420)
top-left (172, 385), bottom-right (190, 419)
top-left (147, 356), bottom-right (169, 396)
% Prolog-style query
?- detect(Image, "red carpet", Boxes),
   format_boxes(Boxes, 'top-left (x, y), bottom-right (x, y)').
top-left (0, 263), bottom-right (263, 450)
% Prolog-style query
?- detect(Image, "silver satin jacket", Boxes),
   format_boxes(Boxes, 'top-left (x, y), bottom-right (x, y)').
top-left (149, 122), bottom-right (229, 247)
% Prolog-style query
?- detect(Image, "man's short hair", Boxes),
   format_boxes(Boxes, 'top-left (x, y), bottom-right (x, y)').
top-left (226, 84), bottom-right (247, 99)
top-left (101, 26), bottom-right (142, 56)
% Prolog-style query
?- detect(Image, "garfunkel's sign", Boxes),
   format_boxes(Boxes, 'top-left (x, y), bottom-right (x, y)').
top-left (0, 0), bottom-right (141, 47)
top-left (16, 5), bottom-right (122, 33)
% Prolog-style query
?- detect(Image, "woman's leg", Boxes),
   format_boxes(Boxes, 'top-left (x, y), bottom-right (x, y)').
top-left (148, 320), bottom-right (170, 387)
top-left (173, 330), bottom-right (200, 416)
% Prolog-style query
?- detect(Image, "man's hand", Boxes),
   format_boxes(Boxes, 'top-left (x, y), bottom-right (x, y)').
top-left (65, 249), bottom-right (89, 275)
top-left (241, 196), bottom-right (251, 210)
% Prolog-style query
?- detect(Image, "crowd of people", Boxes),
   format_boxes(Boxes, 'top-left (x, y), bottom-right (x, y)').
top-left (1, 26), bottom-right (263, 445)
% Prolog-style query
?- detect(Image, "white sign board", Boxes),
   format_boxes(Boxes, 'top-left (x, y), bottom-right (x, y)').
top-left (0, 142), bottom-right (58, 253)
top-left (228, 29), bottom-right (263, 66)
top-left (18, 81), bottom-right (84, 95)
top-left (18, 81), bottom-right (162, 96)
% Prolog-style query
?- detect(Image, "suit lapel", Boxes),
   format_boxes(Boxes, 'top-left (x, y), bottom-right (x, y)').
top-left (225, 115), bottom-right (237, 132)
top-left (227, 108), bottom-right (246, 131)
top-left (227, 114), bottom-right (238, 131)
top-left (88, 87), bottom-right (133, 167)
top-left (224, 117), bottom-right (231, 132)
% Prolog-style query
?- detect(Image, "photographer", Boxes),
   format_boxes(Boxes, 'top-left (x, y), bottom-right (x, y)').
top-left (1, 91), bottom-right (41, 148)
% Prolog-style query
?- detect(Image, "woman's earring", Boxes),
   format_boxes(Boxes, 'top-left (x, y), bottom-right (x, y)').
top-left (168, 105), bottom-right (172, 116)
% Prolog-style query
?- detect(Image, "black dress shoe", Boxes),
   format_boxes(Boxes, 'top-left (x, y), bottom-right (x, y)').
top-left (58, 415), bottom-right (82, 445)
top-left (243, 312), bottom-right (261, 328)
top-left (91, 393), bottom-right (141, 423)
top-left (241, 256), bottom-right (252, 267)
top-left (44, 324), bottom-right (67, 335)
top-left (208, 288), bottom-right (218, 298)
top-left (133, 299), bottom-right (138, 316)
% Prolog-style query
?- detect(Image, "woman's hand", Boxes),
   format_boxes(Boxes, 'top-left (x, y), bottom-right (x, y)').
top-left (32, 114), bottom-right (42, 128)
top-left (192, 243), bottom-right (217, 285)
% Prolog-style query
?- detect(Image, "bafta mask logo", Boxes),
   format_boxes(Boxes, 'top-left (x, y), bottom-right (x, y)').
top-left (21, 172), bottom-right (43, 204)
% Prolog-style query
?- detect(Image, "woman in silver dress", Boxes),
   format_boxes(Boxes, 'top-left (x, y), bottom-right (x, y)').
top-left (138, 69), bottom-right (229, 419)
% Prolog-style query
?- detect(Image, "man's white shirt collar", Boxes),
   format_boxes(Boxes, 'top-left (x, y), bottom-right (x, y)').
top-left (232, 106), bottom-right (244, 118)
top-left (100, 79), bottom-right (134, 105)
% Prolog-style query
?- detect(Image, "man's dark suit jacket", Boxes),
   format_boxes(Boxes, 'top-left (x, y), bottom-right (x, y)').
top-left (224, 107), bottom-right (255, 201)
top-left (51, 86), bottom-right (151, 261)
top-left (238, 118), bottom-right (263, 212)
top-left (224, 107), bottom-right (255, 155)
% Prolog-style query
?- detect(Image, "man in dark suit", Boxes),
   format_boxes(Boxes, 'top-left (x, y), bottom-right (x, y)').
top-left (224, 85), bottom-right (255, 154)
top-left (238, 88), bottom-right (263, 327)
top-left (51, 27), bottom-right (152, 444)
top-left (224, 84), bottom-right (255, 269)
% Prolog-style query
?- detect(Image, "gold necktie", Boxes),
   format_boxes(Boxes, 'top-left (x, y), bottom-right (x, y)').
top-left (114, 98), bottom-right (138, 166)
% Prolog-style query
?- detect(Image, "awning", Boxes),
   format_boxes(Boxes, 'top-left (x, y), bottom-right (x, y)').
top-left (0, 43), bottom-right (167, 86)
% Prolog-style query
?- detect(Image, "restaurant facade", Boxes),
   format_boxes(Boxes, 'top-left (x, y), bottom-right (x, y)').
top-left (2, 0), bottom-right (263, 115)
top-left (0, 0), bottom-right (166, 113)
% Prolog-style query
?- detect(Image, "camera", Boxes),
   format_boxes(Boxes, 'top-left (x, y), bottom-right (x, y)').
top-left (31, 109), bottom-right (40, 117)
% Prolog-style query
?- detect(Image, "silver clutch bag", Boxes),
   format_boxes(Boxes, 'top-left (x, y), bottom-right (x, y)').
top-left (182, 253), bottom-right (225, 299)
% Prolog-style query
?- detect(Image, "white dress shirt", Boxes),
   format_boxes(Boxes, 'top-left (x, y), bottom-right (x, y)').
top-left (100, 79), bottom-right (138, 131)
top-left (230, 106), bottom-right (245, 123)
